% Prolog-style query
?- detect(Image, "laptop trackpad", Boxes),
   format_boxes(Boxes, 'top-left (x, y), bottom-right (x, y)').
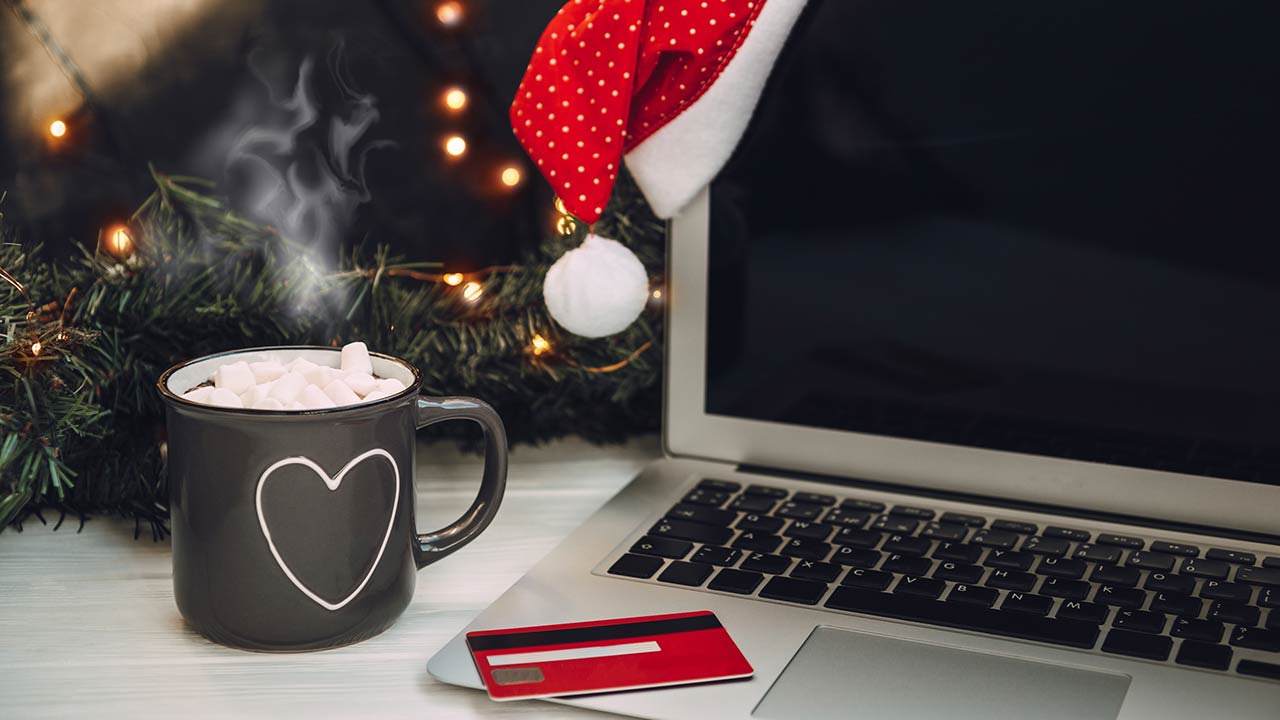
top-left (753, 626), bottom-right (1130, 720)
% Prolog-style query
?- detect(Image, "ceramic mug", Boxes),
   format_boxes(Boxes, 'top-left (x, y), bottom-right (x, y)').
top-left (158, 346), bottom-right (507, 651)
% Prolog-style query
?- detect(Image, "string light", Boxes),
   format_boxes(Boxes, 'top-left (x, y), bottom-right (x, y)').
top-left (443, 87), bottom-right (467, 111)
top-left (104, 224), bottom-right (133, 257)
top-left (31, 340), bottom-right (43, 356)
top-left (49, 120), bottom-right (67, 138)
top-left (500, 166), bottom-right (522, 187)
top-left (442, 272), bottom-right (464, 286)
top-left (652, 289), bottom-right (662, 300)
top-left (435, 1), bottom-right (463, 27)
top-left (530, 334), bottom-right (552, 356)
top-left (444, 135), bottom-right (467, 157)
top-left (461, 281), bottom-right (483, 302)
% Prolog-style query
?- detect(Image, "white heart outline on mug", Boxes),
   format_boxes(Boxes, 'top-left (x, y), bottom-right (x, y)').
top-left (254, 449), bottom-right (400, 611)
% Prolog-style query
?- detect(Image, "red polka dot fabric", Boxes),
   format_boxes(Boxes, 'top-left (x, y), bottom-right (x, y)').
top-left (511, 0), bottom-right (766, 224)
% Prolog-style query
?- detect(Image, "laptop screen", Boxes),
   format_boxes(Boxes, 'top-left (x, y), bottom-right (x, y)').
top-left (705, 0), bottom-right (1280, 487)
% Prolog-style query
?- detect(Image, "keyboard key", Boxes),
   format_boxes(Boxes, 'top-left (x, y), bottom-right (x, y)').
top-left (1182, 558), bottom-right (1230, 581)
top-left (921, 522), bottom-right (969, 542)
top-left (822, 508), bottom-right (872, 528)
top-left (1075, 544), bottom-right (1123, 564)
top-left (1237, 566), bottom-right (1280, 587)
top-left (1149, 592), bottom-right (1202, 618)
top-left (1113, 610), bottom-right (1167, 634)
top-left (782, 538), bottom-right (832, 560)
top-left (1150, 541), bottom-right (1200, 558)
top-left (730, 495), bottom-right (777, 513)
top-left (759, 576), bottom-right (828, 605)
top-left (740, 552), bottom-right (791, 575)
top-left (777, 502), bottom-right (824, 521)
top-left (733, 532), bottom-right (783, 553)
top-left (1094, 585), bottom-right (1146, 608)
top-left (1231, 626), bottom-right (1280, 652)
top-left (933, 542), bottom-right (983, 564)
top-left (1056, 600), bottom-right (1110, 624)
top-left (835, 528), bottom-right (883, 549)
top-left (1237, 660), bottom-right (1280, 681)
top-left (650, 519), bottom-right (733, 546)
top-left (894, 575), bottom-right (945, 599)
top-left (608, 553), bottom-right (663, 578)
top-left (889, 505), bottom-right (935, 520)
top-left (737, 513), bottom-right (784, 533)
top-left (882, 554), bottom-right (932, 576)
top-left (1090, 564), bottom-right (1141, 586)
top-left (1102, 629), bottom-right (1172, 661)
top-left (630, 536), bottom-right (693, 559)
top-left (1040, 578), bottom-right (1091, 601)
top-left (1002, 592), bottom-right (1054, 616)
top-left (666, 503), bottom-right (737, 526)
top-left (1144, 572), bottom-right (1195, 595)
top-left (986, 570), bottom-right (1036, 592)
top-left (1206, 549), bottom-right (1256, 565)
top-left (708, 568), bottom-right (764, 595)
top-left (1262, 587), bottom-right (1280, 609)
top-left (1173, 617), bottom-right (1225, 643)
top-left (682, 489), bottom-right (730, 507)
top-left (947, 584), bottom-right (999, 608)
top-left (657, 561), bottom-right (713, 586)
top-left (940, 512), bottom-right (987, 527)
top-left (744, 484), bottom-right (788, 498)
top-left (1176, 641), bottom-right (1233, 671)
top-left (1126, 551), bottom-right (1176, 573)
top-left (1097, 534), bottom-right (1144, 550)
top-left (791, 559), bottom-right (842, 583)
top-left (1201, 581), bottom-right (1253, 603)
top-left (971, 529), bottom-right (1020, 550)
top-left (882, 534), bottom-right (931, 556)
top-left (1044, 526), bottom-right (1091, 542)
top-left (831, 545), bottom-right (881, 568)
top-left (1265, 556), bottom-right (1280, 570)
top-left (793, 492), bottom-right (836, 506)
top-left (841, 498), bottom-right (886, 513)
top-left (784, 521), bottom-right (834, 541)
top-left (992, 519), bottom-right (1038, 535)
top-left (825, 587), bottom-right (1101, 649)
top-left (1209, 601), bottom-right (1260, 627)
top-left (691, 546), bottom-right (741, 566)
top-left (933, 562), bottom-right (984, 584)
top-left (870, 515), bottom-right (919, 534)
top-left (1020, 536), bottom-right (1070, 557)
top-left (985, 549), bottom-right (1034, 571)
top-left (842, 568), bottom-right (893, 591)
top-left (698, 479), bottom-right (741, 492)
top-left (1037, 557), bottom-right (1087, 579)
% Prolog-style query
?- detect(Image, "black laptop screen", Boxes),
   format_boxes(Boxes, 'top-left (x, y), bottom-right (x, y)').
top-left (705, 0), bottom-right (1280, 486)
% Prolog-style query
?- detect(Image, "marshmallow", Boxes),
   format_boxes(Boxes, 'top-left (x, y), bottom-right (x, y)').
top-left (268, 372), bottom-right (308, 403)
top-left (181, 386), bottom-right (214, 403)
top-left (303, 364), bottom-right (339, 388)
top-left (343, 373), bottom-right (377, 397)
top-left (212, 361), bottom-right (255, 395)
top-left (207, 388), bottom-right (244, 408)
top-left (253, 397), bottom-right (284, 411)
top-left (298, 384), bottom-right (336, 409)
top-left (241, 381), bottom-right (275, 406)
top-left (286, 400), bottom-right (305, 410)
top-left (322, 379), bottom-right (362, 406)
top-left (249, 360), bottom-right (286, 384)
top-left (375, 378), bottom-right (407, 395)
top-left (362, 388), bottom-right (394, 402)
top-left (340, 341), bottom-right (373, 376)
top-left (289, 357), bottom-right (320, 376)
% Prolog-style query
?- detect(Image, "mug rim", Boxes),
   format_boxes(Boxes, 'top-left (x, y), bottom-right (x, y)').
top-left (156, 345), bottom-right (422, 416)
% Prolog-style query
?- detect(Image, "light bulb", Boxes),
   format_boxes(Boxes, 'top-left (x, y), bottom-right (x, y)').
top-left (461, 281), bottom-right (483, 302)
top-left (443, 87), bottom-right (467, 111)
top-left (49, 120), bottom-right (67, 138)
top-left (555, 215), bottom-right (577, 236)
top-left (436, 1), bottom-right (463, 27)
top-left (106, 225), bottom-right (133, 256)
top-left (530, 334), bottom-right (551, 356)
top-left (652, 289), bottom-right (662, 300)
top-left (444, 135), bottom-right (467, 157)
top-left (500, 166), bottom-right (522, 187)
top-left (442, 272), bottom-right (464, 286)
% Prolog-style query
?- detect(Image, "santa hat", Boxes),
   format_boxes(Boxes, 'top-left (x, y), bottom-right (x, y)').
top-left (511, 0), bottom-right (810, 224)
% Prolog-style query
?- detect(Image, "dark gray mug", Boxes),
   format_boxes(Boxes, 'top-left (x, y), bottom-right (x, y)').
top-left (158, 346), bottom-right (507, 651)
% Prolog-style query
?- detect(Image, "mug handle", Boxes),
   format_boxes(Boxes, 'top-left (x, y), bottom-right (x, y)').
top-left (411, 395), bottom-right (509, 569)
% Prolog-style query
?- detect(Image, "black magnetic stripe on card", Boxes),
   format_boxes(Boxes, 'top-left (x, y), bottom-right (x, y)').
top-left (467, 614), bottom-right (722, 652)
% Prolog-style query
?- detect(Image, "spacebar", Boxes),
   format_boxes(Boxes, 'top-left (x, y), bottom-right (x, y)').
top-left (825, 587), bottom-right (1100, 649)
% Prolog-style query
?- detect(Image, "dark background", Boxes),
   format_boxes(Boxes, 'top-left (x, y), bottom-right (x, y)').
top-left (0, 0), bottom-right (565, 268)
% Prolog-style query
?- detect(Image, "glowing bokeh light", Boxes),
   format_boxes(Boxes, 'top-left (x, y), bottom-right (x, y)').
top-left (444, 135), bottom-right (467, 157)
top-left (49, 120), bottom-right (67, 138)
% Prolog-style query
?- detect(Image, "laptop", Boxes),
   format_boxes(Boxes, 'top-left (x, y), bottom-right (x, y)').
top-left (429, 2), bottom-right (1280, 717)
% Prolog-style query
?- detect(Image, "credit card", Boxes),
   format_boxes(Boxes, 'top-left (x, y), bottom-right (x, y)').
top-left (466, 610), bottom-right (753, 700)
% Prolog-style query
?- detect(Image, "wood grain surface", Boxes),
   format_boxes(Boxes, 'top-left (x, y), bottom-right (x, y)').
top-left (0, 437), bottom-right (660, 719)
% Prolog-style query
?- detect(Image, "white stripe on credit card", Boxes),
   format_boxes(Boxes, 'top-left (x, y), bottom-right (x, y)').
top-left (486, 640), bottom-right (662, 667)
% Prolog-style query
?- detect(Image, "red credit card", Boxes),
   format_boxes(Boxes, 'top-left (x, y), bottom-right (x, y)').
top-left (466, 610), bottom-right (753, 701)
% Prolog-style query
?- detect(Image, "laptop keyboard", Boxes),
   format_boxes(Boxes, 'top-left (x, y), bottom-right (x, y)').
top-left (603, 479), bottom-right (1280, 683)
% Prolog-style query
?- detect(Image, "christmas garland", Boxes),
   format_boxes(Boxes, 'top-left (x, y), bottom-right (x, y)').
top-left (0, 169), bottom-right (664, 534)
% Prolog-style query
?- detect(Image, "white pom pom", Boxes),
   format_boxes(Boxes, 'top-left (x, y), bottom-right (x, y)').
top-left (542, 233), bottom-right (649, 338)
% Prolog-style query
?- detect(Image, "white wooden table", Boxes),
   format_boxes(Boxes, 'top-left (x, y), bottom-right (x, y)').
top-left (0, 437), bottom-right (660, 719)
